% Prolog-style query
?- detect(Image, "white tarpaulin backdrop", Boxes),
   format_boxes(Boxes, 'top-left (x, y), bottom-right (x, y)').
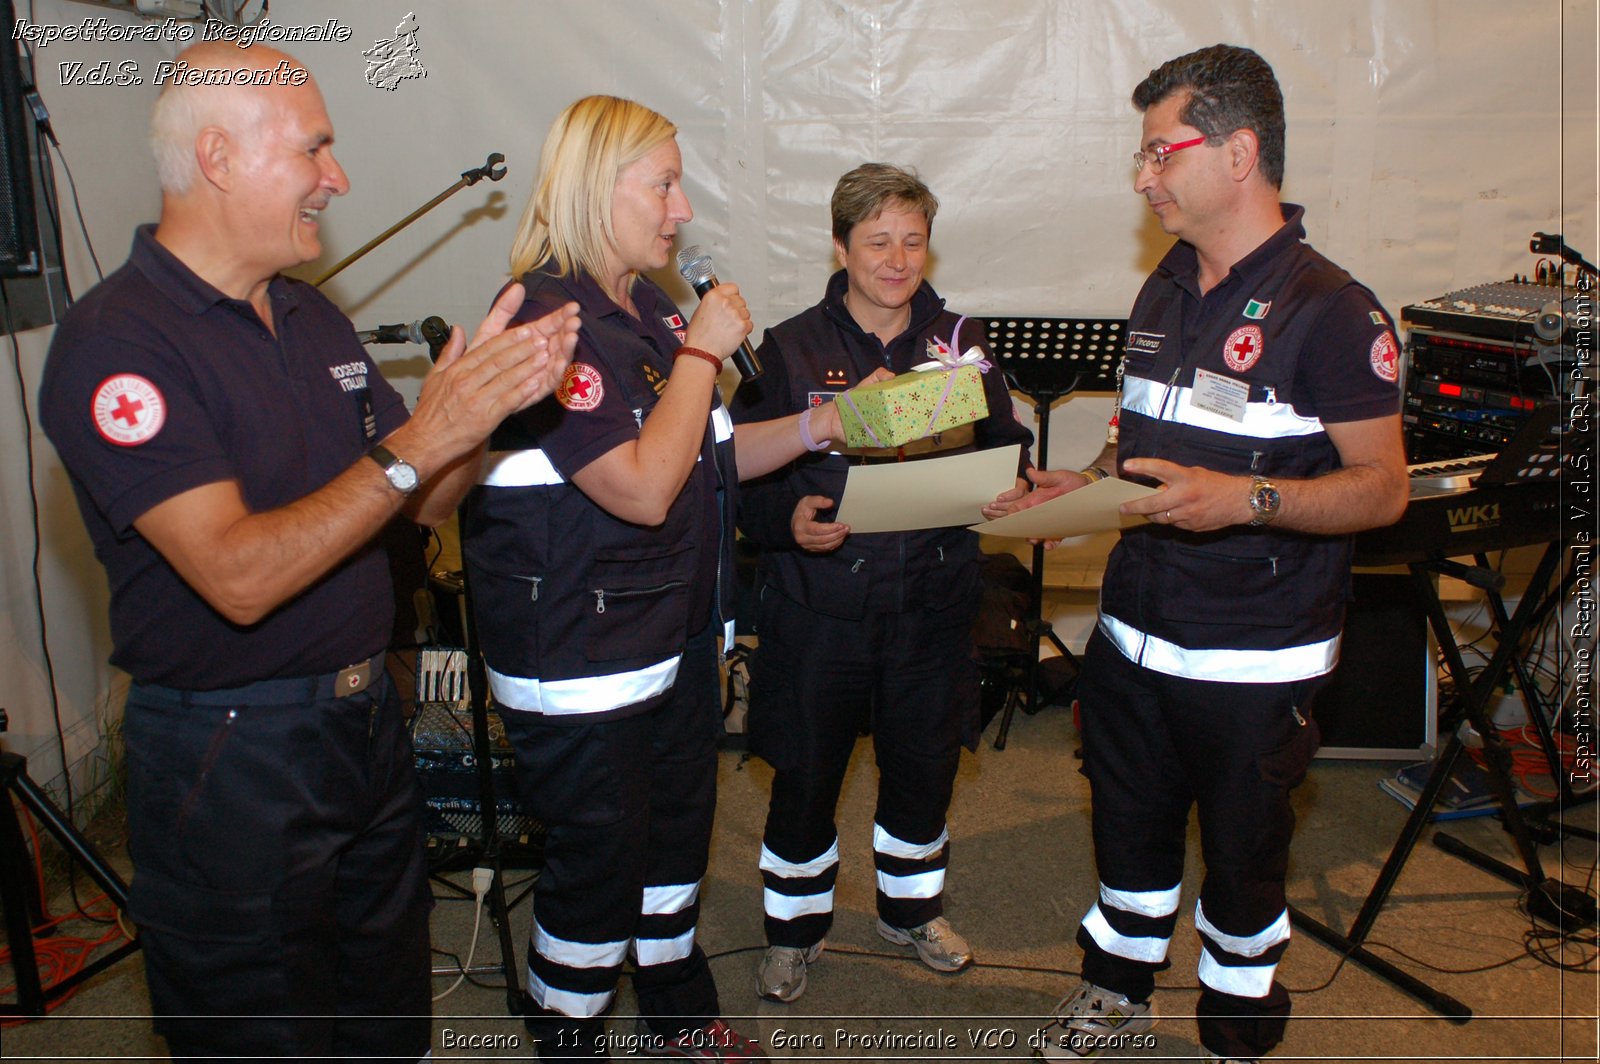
top-left (2, 0), bottom-right (1595, 789)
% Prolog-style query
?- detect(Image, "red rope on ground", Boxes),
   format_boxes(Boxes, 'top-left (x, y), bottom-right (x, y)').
top-left (1, 801), bottom-right (131, 1025)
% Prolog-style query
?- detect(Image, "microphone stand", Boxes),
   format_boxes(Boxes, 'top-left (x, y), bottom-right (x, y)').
top-left (313, 152), bottom-right (508, 288)
top-left (1529, 232), bottom-right (1599, 281)
top-left (420, 331), bottom-right (532, 1014)
top-left (312, 155), bottom-right (528, 1011)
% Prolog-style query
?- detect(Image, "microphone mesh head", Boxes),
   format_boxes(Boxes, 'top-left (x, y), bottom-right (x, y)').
top-left (676, 245), bottom-right (715, 287)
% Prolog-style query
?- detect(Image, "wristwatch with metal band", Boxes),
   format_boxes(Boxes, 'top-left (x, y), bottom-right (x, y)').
top-left (1248, 476), bottom-right (1281, 526)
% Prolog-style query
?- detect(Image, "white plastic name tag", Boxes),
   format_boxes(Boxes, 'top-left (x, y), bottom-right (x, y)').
top-left (1191, 368), bottom-right (1250, 422)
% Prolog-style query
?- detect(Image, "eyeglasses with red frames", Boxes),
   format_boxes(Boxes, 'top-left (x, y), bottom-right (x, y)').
top-left (1132, 135), bottom-right (1208, 175)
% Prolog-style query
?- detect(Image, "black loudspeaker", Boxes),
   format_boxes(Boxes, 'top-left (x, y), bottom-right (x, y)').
top-left (1313, 572), bottom-right (1437, 760)
top-left (0, 0), bottom-right (41, 278)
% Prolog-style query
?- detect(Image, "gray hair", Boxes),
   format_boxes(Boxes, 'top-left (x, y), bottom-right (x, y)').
top-left (147, 44), bottom-right (282, 194)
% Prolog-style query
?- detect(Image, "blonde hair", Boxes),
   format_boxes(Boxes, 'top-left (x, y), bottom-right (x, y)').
top-left (509, 95), bottom-right (678, 283)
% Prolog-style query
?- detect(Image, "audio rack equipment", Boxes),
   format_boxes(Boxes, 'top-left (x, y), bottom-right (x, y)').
top-left (1403, 277), bottom-right (1584, 346)
top-left (1400, 277), bottom-right (1585, 462)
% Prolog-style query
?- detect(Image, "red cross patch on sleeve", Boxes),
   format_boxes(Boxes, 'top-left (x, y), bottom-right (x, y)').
top-left (1369, 331), bottom-right (1399, 383)
top-left (91, 374), bottom-right (167, 446)
top-left (556, 362), bottom-right (605, 411)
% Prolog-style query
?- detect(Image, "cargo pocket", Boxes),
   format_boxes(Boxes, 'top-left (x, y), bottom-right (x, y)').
top-left (130, 865), bottom-right (275, 943)
top-left (1257, 711), bottom-right (1320, 789)
top-left (585, 547), bottom-right (692, 664)
top-left (1154, 541), bottom-right (1299, 631)
top-left (461, 553), bottom-right (544, 664)
top-left (130, 865), bottom-right (336, 1023)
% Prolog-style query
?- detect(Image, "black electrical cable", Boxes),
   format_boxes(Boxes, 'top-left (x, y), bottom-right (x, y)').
top-left (0, 281), bottom-right (108, 923)
top-left (43, 132), bottom-right (103, 285)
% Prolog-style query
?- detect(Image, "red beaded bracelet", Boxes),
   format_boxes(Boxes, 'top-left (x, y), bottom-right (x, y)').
top-left (675, 346), bottom-right (723, 372)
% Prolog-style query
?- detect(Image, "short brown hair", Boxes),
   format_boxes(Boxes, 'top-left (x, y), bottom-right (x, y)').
top-left (830, 163), bottom-right (939, 246)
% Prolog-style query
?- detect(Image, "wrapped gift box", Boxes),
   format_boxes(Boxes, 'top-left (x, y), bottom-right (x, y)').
top-left (836, 363), bottom-right (988, 448)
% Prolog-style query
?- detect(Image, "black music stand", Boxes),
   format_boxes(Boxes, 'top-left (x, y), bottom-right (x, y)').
top-left (982, 317), bottom-right (1124, 749)
top-left (1, 710), bottom-right (141, 1017)
top-left (1290, 410), bottom-right (1593, 1020)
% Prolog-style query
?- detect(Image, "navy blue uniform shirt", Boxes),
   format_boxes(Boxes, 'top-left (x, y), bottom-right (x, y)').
top-left (39, 226), bottom-right (409, 688)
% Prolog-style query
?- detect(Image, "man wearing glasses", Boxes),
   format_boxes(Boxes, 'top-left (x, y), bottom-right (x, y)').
top-left (1013, 45), bottom-right (1409, 1062)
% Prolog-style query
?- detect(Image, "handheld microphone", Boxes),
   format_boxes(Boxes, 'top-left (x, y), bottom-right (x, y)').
top-left (675, 245), bottom-right (762, 381)
top-left (356, 320), bottom-right (431, 345)
top-left (419, 316), bottom-right (452, 362)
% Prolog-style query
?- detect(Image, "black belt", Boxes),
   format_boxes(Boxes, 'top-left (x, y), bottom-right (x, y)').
top-left (131, 653), bottom-right (386, 708)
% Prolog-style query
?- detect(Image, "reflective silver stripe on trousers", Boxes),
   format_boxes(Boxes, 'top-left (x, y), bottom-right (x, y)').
top-left (633, 928), bottom-right (697, 966)
top-left (763, 886), bottom-right (835, 920)
top-left (488, 656), bottom-right (680, 716)
top-left (1121, 374), bottom-right (1325, 439)
top-left (760, 840), bottom-right (839, 920)
top-left (1101, 881), bottom-right (1182, 918)
top-left (533, 919), bottom-right (629, 969)
top-left (1195, 900), bottom-right (1290, 957)
top-left (760, 840), bottom-right (840, 878)
top-left (1080, 901), bottom-right (1171, 963)
top-left (1196, 896), bottom-right (1292, 998)
top-left (480, 448), bottom-right (565, 486)
top-left (872, 822), bottom-right (949, 861)
top-left (876, 868), bottom-right (944, 899)
top-left (642, 881), bottom-right (700, 916)
top-left (525, 967), bottom-right (614, 1018)
top-left (1099, 614), bottom-right (1340, 684)
top-left (1194, 900), bottom-right (1290, 998)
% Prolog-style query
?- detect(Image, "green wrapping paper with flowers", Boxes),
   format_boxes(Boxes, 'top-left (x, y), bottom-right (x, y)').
top-left (835, 316), bottom-right (992, 448)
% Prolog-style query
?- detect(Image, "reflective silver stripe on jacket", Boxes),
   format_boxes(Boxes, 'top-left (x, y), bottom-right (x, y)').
top-left (488, 655), bottom-right (680, 715)
top-left (1122, 374), bottom-right (1325, 439)
top-left (480, 449), bottom-right (565, 487)
top-left (1099, 613), bottom-right (1340, 683)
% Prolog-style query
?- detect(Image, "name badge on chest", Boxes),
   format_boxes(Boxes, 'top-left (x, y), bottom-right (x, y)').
top-left (1191, 367), bottom-right (1250, 422)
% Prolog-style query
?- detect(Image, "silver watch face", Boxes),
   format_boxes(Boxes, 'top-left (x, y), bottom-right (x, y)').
top-left (387, 460), bottom-right (419, 493)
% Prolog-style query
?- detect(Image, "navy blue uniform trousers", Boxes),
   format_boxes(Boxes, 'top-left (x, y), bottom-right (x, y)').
top-left (1074, 630), bottom-right (1324, 1060)
top-left (123, 670), bottom-right (432, 1062)
top-left (503, 623), bottom-right (722, 1058)
top-left (751, 585), bottom-right (975, 947)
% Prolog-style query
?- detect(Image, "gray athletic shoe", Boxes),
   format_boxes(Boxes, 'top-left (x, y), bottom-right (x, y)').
top-left (875, 916), bottom-right (974, 972)
top-left (1035, 980), bottom-right (1156, 1059)
top-left (755, 941), bottom-right (824, 1003)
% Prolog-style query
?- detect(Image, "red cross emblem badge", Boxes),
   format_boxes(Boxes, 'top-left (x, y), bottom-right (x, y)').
top-left (1369, 331), bottom-right (1399, 383)
top-left (1223, 325), bottom-right (1264, 372)
top-left (91, 374), bottom-right (166, 446)
top-left (557, 362), bottom-right (605, 412)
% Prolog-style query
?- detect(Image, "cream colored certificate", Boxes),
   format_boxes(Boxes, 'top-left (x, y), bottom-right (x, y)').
top-left (833, 445), bottom-right (1023, 534)
top-left (970, 476), bottom-right (1160, 539)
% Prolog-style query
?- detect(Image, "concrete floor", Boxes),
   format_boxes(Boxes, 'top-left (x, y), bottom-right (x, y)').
top-left (4, 696), bottom-right (1598, 1061)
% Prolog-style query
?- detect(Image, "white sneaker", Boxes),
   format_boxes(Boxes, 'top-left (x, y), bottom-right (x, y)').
top-left (876, 916), bottom-right (974, 972)
top-left (1035, 980), bottom-right (1156, 1059)
top-left (755, 941), bottom-right (824, 1002)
